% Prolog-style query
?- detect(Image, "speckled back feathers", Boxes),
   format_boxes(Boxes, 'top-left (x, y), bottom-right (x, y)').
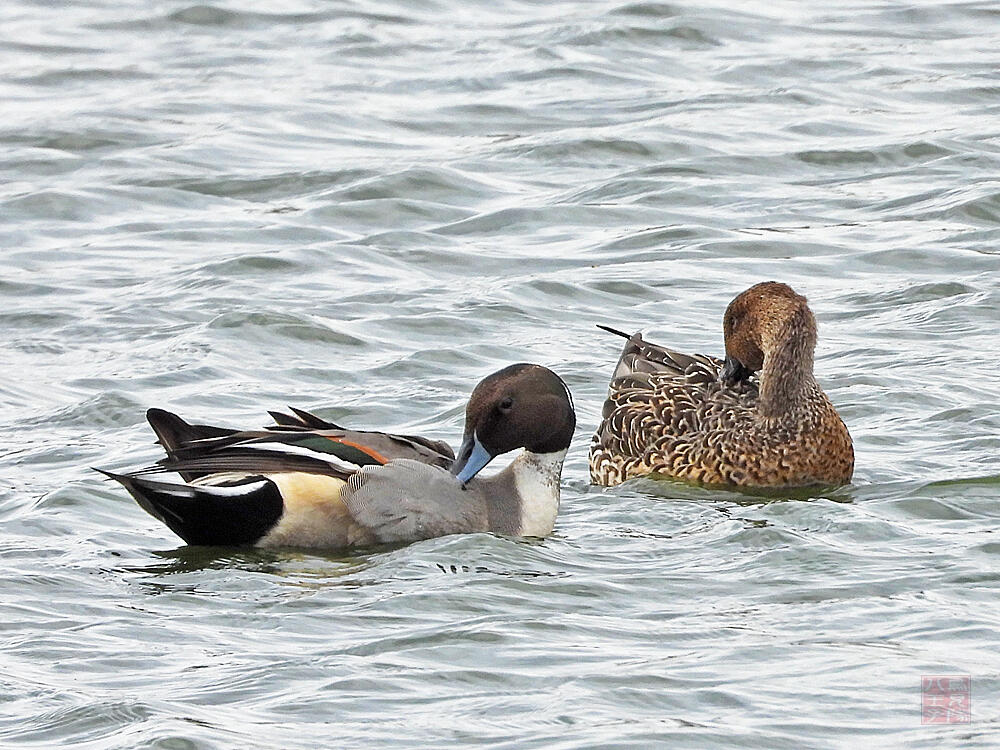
top-left (590, 283), bottom-right (854, 488)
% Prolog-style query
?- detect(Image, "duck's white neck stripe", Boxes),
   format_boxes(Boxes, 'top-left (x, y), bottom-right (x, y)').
top-left (510, 448), bottom-right (567, 537)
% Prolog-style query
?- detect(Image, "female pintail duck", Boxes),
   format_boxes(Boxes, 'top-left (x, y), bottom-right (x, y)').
top-left (590, 281), bottom-right (853, 488)
top-left (99, 363), bottom-right (576, 548)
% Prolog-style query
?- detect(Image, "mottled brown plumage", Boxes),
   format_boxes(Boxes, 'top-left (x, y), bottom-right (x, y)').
top-left (589, 282), bottom-right (854, 488)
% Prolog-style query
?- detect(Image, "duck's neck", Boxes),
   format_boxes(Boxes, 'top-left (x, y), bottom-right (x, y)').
top-left (487, 448), bottom-right (566, 537)
top-left (758, 309), bottom-right (817, 419)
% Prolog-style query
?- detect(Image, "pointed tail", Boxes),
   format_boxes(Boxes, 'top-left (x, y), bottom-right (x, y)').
top-left (95, 468), bottom-right (283, 546)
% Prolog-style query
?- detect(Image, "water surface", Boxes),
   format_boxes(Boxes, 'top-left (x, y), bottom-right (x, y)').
top-left (2, 1), bottom-right (1000, 747)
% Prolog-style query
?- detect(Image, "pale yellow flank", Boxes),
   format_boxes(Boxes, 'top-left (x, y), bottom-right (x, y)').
top-left (257, 473), bottom-right (375, 548)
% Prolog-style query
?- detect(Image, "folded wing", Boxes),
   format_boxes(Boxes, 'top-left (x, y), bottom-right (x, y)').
top-left (341, 459), bottom-right (487, 544)
top-left (140, 407), bottom-right (454, 481)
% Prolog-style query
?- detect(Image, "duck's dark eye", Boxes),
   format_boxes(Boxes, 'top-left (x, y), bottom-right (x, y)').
top-left (498, 397), bottom-right (513, 413)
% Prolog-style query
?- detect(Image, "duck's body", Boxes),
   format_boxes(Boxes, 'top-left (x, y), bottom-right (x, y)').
top-left (102, 364), bottom-right (575, 549)
top-left (590, 282), bottom-right (853, 488)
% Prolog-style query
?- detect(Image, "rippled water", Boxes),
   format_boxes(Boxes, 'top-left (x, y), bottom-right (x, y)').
top-left (3, 0), bottom-right (1000, 747)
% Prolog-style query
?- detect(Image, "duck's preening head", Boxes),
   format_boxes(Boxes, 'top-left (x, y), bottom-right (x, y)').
top-left (451, 363), bottom-right (576, 485)
top-left (720, 281), bottom-right (817, 385)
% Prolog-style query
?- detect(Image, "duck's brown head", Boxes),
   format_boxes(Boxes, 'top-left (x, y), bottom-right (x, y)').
top-left (720, 282), bottom-right (816, 384)
top-left (451, 364), bottom-right (576, 485)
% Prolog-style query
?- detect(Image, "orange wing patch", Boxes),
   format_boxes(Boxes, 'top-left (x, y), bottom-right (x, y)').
top-left (323, 436), bottom-right (389, 465)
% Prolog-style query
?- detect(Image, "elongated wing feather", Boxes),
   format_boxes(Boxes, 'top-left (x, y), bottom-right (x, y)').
top-left (143, 409), bottom-right (454, 481)
top-left (604, 330), bottom-right (723, 386)
top-left (267, 407), bottom-right (346, 431)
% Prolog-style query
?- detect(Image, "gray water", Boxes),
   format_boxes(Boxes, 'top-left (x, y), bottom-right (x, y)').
top-left (2, 0), bottom-right (1000, 747)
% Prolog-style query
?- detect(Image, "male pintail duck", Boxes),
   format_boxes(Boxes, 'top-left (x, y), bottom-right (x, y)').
top-left (99, 363), bottom-right (576, 548)
top-left (589, 282), bottom-right (853, 488)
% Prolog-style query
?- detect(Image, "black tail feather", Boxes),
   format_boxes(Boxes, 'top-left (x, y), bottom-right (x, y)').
top-left (596, 324), bottom-right (635, 340)
top-left (95, 468), bottom-right (283, 546)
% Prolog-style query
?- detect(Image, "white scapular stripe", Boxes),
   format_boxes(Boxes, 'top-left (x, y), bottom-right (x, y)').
top-left (240, 442), bottom-right (363, 474)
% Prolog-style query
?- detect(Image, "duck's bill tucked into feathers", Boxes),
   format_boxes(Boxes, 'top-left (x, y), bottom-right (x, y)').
top-left (590, 282), bottom-right (853, 489)
top-left (450, 363), bottom-right (576, 485)
top-left (99, 363), bottom-right (576, 549)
